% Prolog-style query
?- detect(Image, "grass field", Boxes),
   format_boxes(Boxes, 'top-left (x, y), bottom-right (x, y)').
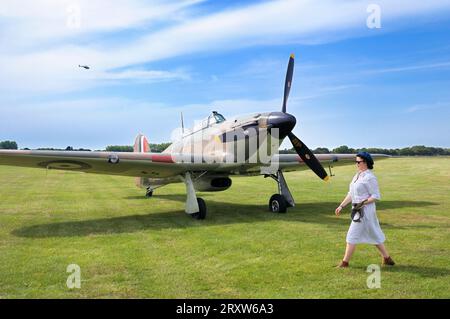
top-left (0, 157), bottom-right (449, 298)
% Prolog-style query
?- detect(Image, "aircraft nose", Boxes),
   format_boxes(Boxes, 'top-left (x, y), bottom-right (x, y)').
top-left (267, 112), bottom-right (296, 139)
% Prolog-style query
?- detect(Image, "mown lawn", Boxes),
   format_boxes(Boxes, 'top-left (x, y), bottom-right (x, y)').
top-left (0, 157), bottom-right (449, 298)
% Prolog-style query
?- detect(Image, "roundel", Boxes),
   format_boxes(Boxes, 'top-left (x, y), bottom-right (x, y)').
top-left (37, 160), bottom-right (92, 170)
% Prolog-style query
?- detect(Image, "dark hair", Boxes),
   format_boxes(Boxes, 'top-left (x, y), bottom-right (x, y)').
top-left (356, 151), bottom-right (374, 169)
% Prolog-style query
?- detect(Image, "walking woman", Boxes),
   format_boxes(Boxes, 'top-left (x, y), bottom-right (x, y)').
top-left (335, 152), bottom-right (395, 268)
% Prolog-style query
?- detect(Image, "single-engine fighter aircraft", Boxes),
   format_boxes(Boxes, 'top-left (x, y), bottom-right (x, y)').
top-left (0, 54), bottom-right (388, 219)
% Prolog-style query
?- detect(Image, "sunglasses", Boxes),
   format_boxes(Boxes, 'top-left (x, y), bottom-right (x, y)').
top-left (355, 160), bottom-right (365, 164)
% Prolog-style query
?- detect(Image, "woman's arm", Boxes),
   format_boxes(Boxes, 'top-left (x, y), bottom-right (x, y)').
top-left (335, 193), bottom-right (352, 216)
top-left (364, 197), bottom-right (378, 205)
top-left (358, 176), bottom-right (381, 206)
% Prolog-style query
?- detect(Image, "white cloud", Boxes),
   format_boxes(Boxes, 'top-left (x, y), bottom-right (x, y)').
top-left (1, 0), bottom-right (450, 94)
top-left (100, 0), bottom-right (450, 67)
top-left (405, 101), bottom-right (450, 113)
top-left (366, 61), bottom-right (450, 74)
top-left (0, 0), bottom-right (202, 93)
top-left (95, 69), bottom-right (191, 83)
top-left (0, 0), bottom-right (203, 48)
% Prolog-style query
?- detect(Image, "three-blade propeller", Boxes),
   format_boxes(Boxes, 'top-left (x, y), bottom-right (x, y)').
top-left (281, 54), bottom-right (329, 181)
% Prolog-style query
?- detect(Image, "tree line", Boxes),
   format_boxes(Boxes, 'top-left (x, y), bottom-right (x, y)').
top-left (105, 143), bottom-right (171, 153)
top-left (1, 140), bottom-right (449, 156)
top-left (0, 141), bottom-right (18, 149)
top-left (0, 140), bottom-right (171, 153)
top-left (280, 145), bottom-right (450, 156)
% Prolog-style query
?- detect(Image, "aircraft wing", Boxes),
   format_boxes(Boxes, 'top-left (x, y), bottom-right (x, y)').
top-left (273, 153), bottom-right (391, 173)
top-left (0, 150), bottom-right (220, 178)
top-left (0, 150), bottom-right (390, 178)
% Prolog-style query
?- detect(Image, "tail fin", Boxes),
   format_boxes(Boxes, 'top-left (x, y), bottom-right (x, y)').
top-left (134, 134), bottom-right (151, 188)
top-left (134, 133), bottom-right (150, 153)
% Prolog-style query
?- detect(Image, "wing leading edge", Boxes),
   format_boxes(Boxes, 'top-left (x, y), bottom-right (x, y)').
top-left (0, 150), bottom-right (217, 178)
top-left (273, 153), bottom-right (391, 173)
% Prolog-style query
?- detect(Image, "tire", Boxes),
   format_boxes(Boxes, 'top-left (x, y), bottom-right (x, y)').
top-left (269, 194), bottom-right (287, 213)
top-left (191, 197), bottom-right (207, 220)
top-left (145, 190), bottom-right (153, 198)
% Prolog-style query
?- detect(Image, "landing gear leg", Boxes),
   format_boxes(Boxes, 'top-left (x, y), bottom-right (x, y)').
top-left (266, 170), bottom-right (295, 213)
top-left (182, 172), bottom-right (207, 220)
top-left (145, 187), bottom-right (153, 197)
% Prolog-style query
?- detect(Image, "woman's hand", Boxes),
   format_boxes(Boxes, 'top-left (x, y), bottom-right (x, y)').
top-left (335, 205), bottom-right (343, 216)
top-left (336, 194), bottom-right (351, 216)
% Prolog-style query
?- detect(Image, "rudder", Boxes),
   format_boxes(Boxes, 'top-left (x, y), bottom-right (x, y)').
top-left (134, 133), bottom-right (151, 188)
top-left (134, 133), bottom-right (150, 153)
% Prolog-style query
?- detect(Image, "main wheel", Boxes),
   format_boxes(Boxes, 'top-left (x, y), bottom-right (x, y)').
top-left (145, 189), bottom-right (153, 197)
top-left (269, 194), bottom-right (287, 213)
top-left (191, 197), bottom-right (207, 220)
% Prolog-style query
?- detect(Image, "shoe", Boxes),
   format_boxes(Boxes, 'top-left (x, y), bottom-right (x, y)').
top-left (336, 260), bottom-right (349, 268)
top-left (382, 256), bottom-right (395, 266)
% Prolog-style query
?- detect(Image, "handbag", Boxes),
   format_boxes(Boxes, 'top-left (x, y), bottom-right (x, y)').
top-left (351, 200), bottom-right (367, 222)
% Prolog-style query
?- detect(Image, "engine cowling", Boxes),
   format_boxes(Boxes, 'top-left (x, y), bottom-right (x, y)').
top-left (194, 176), bottom-right (232, 192)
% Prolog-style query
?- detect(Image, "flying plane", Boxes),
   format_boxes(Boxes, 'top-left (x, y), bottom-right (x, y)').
top-left (78, 65), bottom-right (90, 70)
top-left (0, 54), bottom-right (388, 219)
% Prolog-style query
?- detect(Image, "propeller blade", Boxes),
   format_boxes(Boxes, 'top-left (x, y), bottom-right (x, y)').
top-left (282, 53), bottom-right (295, 113)
top-left (288, 132), bottom-right (329, 181)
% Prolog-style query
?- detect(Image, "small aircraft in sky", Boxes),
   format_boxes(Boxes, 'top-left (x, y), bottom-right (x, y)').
top-left (0, 54), bottom-right (388, 219)
top-left (78, 65), bottom-right (90, 70)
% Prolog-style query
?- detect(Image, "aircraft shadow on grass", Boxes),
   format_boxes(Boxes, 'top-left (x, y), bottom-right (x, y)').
top-left (12, 199), bottom-right (438, 238)
top-left (12, 199), bottom-right (450, 277)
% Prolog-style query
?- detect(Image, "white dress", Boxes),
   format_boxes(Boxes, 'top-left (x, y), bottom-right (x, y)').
top-left (346, 169), bottom-right (386, 245)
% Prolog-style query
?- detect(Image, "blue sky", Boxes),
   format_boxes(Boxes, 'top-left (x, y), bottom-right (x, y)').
top-left (1, 0), bottom-right (450, 150)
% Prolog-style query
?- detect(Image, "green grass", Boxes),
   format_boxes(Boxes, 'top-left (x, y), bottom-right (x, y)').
top-left (0, 157), bottom-right (449, 298)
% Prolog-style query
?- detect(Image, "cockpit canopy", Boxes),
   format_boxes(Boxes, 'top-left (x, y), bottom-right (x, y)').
top-left (212, 111), bottom-right (226, 124)
top-left (193, 111), bottom-right (226, 132)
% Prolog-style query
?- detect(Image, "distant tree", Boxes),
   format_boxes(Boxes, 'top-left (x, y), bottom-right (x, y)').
top-left (332, 145), bottom-right (355, 154)
top-left (275, 145), bottom-right (450, 156)
top-left (398, 147), bottom-right (411, 156)
top-left (279, 148), bottom-right (296, 154)
top-left (0, 140), bottom-right (18, 149)
top-left (313, 147), bottom-right (330, 154)
top-left (150, 142), bottom-right (172, 153)
top-left (411, 145), bottom-right (434, 156)
top-left (35, 147), bottom-right (89, 151)
top-left (104, 143), bottom-right (172, 153)
top-left (357, 147), bottom-right (397, 156)
top-left (105, 145), bottom-right (134, 152)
